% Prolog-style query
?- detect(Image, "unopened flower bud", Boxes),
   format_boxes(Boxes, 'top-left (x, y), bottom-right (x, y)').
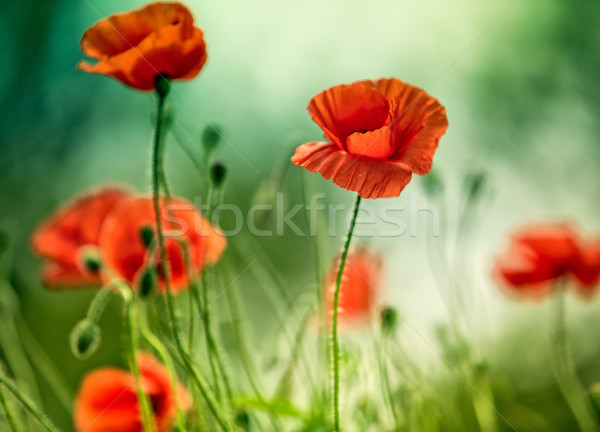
top-left (139, 226), bottom-right (155, 248)
top-left (380, 306), bottom-right (399, 335)
top-left (210, 161), bottom-right (227, 188)
top-left (202, 125), bottom-right (222, 155)
top-left (70, 318), bottom-right (101, 359)
top-left (81, 247), bottom-right (102, 274)
top-left (464, 171), bottom-right (487, 202)
top-left (235, 409), bottom-right (250, 430)
top-left (154, 73), bottom-right (171, 98)
top-left (139, 269), bottom-right (156, 298)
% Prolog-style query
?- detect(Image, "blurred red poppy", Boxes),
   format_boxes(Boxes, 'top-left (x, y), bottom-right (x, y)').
top-left (74, 352), bottom-right (190, 432)
top-left (291, 78), bottom-right (448, 199)
top-left (78, 2), bottom-right (207, 91)
top-left (495, 224), bottom-right (600, 298)
top-left (324, 247), bottom-right (382, 327)
top-left (99, 196), bottom-right (226, 294)
top-left (31, 188), bottom-right (130, 289)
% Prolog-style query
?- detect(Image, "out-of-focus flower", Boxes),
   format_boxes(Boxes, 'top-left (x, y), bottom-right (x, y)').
top-left (31, 188), bottom-right (130, 289)
top-left (495, 224), bottom-right (600, 298)
top-left (78, 2), bottom-right (207, 91)
top-left (74, 352), bottom-right (190, 432)
top-left (291, 78), bottom-right (448, 199)
top-left (99, 196), bottom-right (226, 294)
top-left (324, 246), bottom-right (382, 327)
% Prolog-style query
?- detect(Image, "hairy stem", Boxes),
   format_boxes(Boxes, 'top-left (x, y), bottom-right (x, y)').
top-left (330, 194), bottom-right (361, 431)
top-left (151, 79), bottom-right (233, 431)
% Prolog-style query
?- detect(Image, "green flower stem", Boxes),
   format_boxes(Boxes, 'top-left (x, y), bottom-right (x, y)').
top-left (229, 242), bottom-right (318, 400)
top-left (376, 335), bottom-right (400, 430)
top-left (0, 372), bottom-right (58, 432)
top-left (551, 288), bottom-right (599, 432)
top-left (127, 300), bottom-right (158, 432)
top-left (224, 267), bottom-right (280, 431)
top-left (0, 383), bottom-right (22, 432)
top-left (204, 185), bottom-right (235, 406)
top-left (330, 194), bottom-right (361, 431)
top-left (197, 185), bottom-right (225, 400)
top-left (139, 303), bottom-right (187, 432)
top-left (151, 81), bottom-right (234, 431)
top-left (188, 288), bottom-right (196, 352)
top-left (16, 318), bottom-right (73, 414)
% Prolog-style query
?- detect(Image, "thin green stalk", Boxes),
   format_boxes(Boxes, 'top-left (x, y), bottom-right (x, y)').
top-left (188, 288), bottom-right (196, 352)
top-left (150, 78), bottom-right (234, 431)
top-left (16, 318), bottom-right (73, 414)
top-left (117, 285), bottom-right (156, 432)
top-left (377, 336), bottom-right (400, 430)
top-left (330, 194), bottom-right (361, 431)
top-left (551, 289), bottom-right (599, 432)
top-left (193, 276), bottom-right (223, 401)
top-left (0, 373), bottom-right (58, 432)
top-left (224, 270), bottom-right (273, 432)
top-left (228, 243), bottom-right (318, 400)
top-left (198, 185), bottom-right (226, 401)
top-left (139, 303), bottom-right (187, 432)
top-left (0, 383), bottom-right (21, 432)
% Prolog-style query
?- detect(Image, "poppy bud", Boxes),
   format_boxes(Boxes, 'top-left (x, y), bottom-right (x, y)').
top-left (139, 269), bottom-right (156, 298)
top-left (155, 73), bottom-right (171, 98)
top-left (210, 161), bottom-right (227, 188)
top-left (463, 171), bottom-right (487, 203)
top-left (235, 409), bottom-right (250, 430)
top-left (139, 225), bottom-right (155, 248)
top-left (70, 318), bottom-right (101, 359)
top-left (202, 125), bottom-right (222, 156)
top-left (380, 306), bottom-right (399, 335)
top-left (81, 247), bottom-right (102, 274)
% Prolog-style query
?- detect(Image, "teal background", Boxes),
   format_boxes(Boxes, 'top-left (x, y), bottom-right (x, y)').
top-left (1, 0), bottom-right (600, 430)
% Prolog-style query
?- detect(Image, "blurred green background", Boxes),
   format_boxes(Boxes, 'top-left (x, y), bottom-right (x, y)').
top-left (1, 0), bottom-right (600, 430)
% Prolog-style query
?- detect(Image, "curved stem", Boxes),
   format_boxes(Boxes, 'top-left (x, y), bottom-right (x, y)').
top-left (330, 194), bottom-right (361, 431)
top-left (125, 295), bottom-right (157, 432)
top-left (151, 84), bottom-right (233, 431)
top-left (0, 373), bottom-right (58, 432)
top-left (139, 303), bottom-right (187, 432)
top-left (551, 288), bottom-right (599, 432)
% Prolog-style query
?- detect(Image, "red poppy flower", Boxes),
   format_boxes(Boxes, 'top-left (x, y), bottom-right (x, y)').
top-left (31, 188), bottom-right (130, 289)
top-left (74, 352), bottom-right (190, 432)
top-left (324, 247), bottom-right (382, 327)
top-left (78, 2), bottom-right (207, 91)
top-left (291, 78), bottom-right (448, 199)
top-left (99, 196), bottom-right (226, 294)
top-left (495, 224), bottom-right (600, 298)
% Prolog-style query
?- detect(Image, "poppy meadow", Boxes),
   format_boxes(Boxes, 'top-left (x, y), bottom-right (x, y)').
top-left (2, 1), bottom-right (600, 431)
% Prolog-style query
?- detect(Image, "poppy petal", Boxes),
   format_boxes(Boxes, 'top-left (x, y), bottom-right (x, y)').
top-left (80, 2), bottom-right (194, 60)
top-left (291, 142), bottom-right (413, 199)
top-left (382, 84), bottom-right (447, 174)
top-left (40, 263), bottom-right (103, 290)
top-left (495, 243), bottom-right (557, 298)
top-left (307, 83), bottom-right (389, 149)
top-left (572, 240), bottom-right (600, 291)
